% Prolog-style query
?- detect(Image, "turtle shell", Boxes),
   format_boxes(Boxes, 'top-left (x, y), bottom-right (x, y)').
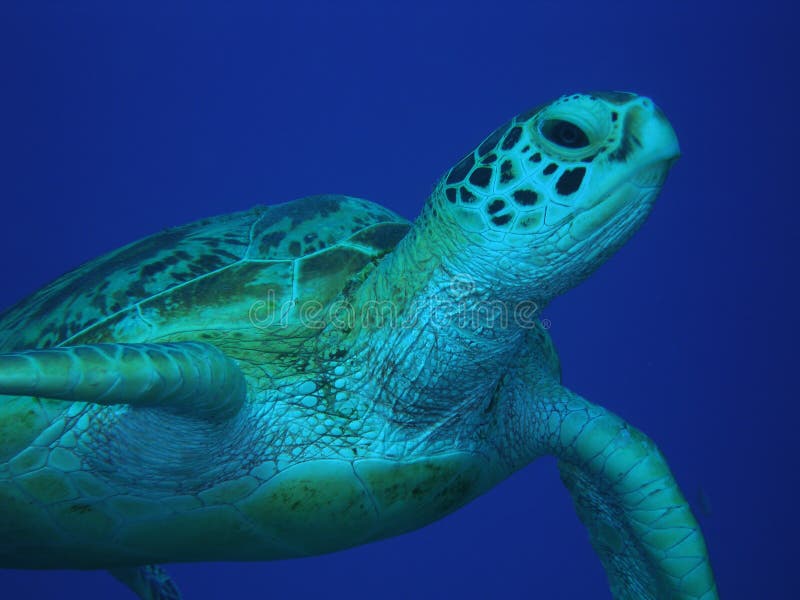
top-left (0, 195), bottom-right (411, 353)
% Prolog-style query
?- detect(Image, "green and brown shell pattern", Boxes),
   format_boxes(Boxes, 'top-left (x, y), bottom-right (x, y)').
top-left (0, 194), bottom-right (411, 353)
top-left (0, 194), bottom-right (411, 463)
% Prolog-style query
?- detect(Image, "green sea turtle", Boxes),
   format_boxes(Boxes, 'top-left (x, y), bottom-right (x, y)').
top-left (0, 91), bottom-right (717, 599)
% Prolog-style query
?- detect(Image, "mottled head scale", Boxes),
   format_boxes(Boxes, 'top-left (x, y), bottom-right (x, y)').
top-left (437, 91), bottom-right (680, 299)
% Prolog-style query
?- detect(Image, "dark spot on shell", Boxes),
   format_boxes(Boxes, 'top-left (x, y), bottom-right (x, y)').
top-left (215, 249), bottom-right (240, 261)
top-left (254, 195), bottom-right (344, 235)
top-left (543, 163), bottom-right (558, 175)
top-left (348, 223), bottom-right (411, 255)
top-left (258, 231), bottom-right (287, 253)
top-left (194, 237), bottom-right (218, 248)
top-left (140, 260), bottom-right (167, 278)
top-left (193, 253), bottom-right (226, 271)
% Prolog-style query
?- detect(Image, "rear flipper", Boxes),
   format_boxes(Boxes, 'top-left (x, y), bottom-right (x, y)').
top-left (553, 393), bottom-right (717, 599)
top-left (109, 565), bottom-right (182, 600)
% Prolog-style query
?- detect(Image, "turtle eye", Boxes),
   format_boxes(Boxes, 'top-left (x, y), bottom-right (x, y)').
top-left (540, 119), bottom-right (590, 149)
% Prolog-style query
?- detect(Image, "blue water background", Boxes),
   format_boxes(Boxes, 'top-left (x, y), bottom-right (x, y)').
top-left (0, 2), bottom-right (795, 598)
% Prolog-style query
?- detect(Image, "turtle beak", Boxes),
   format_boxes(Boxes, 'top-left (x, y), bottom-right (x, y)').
top-left (627, 98), bottom-right (680, 189)
top-left (639, 98), bottom-right (681, 164)
top-left (570, 99), bottom-right (680, 241)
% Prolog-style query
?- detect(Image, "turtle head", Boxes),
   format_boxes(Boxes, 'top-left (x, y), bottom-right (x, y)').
top-left (437, 91), bottom-right (680, 302)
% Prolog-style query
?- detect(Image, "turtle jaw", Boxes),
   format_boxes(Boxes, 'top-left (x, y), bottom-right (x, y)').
top-left (520, 152), bottom-right (679, 304)
top-left (553, 100), bottom-right (681, 247)
top-left (568, 157), bottom-right (676, 242)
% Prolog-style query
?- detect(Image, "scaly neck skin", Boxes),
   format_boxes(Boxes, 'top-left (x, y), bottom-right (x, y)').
top-left (350, 191), bottom-right (540, 430)
top-left (342, 90), bottom-right (680, 444)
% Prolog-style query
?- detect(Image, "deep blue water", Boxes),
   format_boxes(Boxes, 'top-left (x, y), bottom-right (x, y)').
top-left (0, 2), bottom-right (795, 598)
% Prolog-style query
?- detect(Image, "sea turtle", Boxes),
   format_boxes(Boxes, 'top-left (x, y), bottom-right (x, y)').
top-left (0, 91), bottom-right (717, 599)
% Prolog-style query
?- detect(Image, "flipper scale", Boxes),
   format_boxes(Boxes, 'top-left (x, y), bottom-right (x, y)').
top-left (0, 342), bottom-right (246, 421)
top-left (546, 391), bottom-right (718, 599)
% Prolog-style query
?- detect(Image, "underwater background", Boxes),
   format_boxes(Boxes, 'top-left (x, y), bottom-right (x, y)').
top-left (0, 1), bottom-right (795, 598)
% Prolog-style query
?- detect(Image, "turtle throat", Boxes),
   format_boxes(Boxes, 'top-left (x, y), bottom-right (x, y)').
top-left (348, 202), bottom-right (532, 428)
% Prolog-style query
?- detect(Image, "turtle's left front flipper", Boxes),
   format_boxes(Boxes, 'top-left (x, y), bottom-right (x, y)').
top-left (539, 388), bottom-right (718, 599)
top-left (0, 342), bottom-right (246, 421)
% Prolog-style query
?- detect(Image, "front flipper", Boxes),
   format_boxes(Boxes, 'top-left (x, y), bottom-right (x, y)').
top-left (109, 565), bottom-right (182, 600)
top-left (546, 391), bottom-right (717, 599)
top-left (0, 342), bottom-right (246, 421)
